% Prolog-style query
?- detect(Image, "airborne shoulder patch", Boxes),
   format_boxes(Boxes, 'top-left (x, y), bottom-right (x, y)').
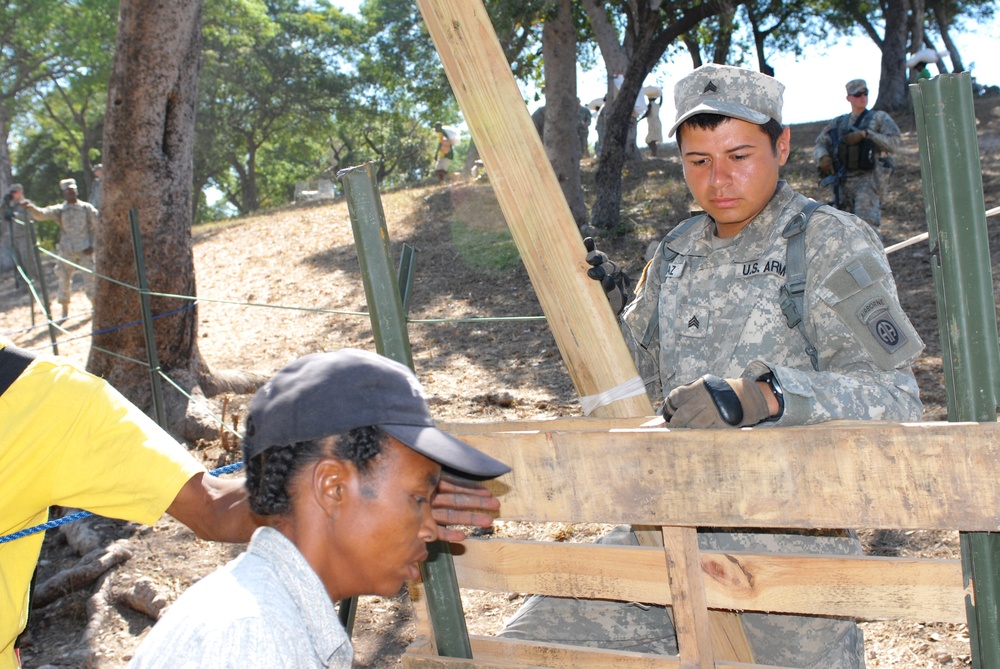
top-left (857, 297), bottom-right (908, 353)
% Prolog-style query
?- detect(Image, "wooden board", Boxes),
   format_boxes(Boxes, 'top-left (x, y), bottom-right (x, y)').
top-left (459, 421), bottom-right (1000, 531)
top-left (662, 527), bottom-right (715, 668)
top-left (450, 538), bottom-right (966, 622)
top-left (405, 636), bottom-right (797, 669)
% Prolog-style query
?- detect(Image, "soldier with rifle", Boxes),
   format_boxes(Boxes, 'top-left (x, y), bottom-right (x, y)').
top-left (813, 79), bottom-right (900, 234)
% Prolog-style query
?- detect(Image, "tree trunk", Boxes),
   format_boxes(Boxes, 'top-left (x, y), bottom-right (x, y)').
top-left (906, 0), bottom-right (925, 83)
top-left (590, 0), bottom-right (734, 230)
top-left (712, 7), bottom-right (736, 64)
top-left (932, 4), bottom-right (965, 72)
top-left (90, 0), bottom-right (265, 440)
top-left (875, 0), bottom-right (911, 112)
top-left (682, 32), bottom-right (703, 68)
top-left (542, 0), bottom-right (588, 226)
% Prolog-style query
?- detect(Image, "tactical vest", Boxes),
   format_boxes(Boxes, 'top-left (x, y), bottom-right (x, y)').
top-left (835, 110), bottom-right (877, 171)
top-left (643, 200), bottom-right (824, 372)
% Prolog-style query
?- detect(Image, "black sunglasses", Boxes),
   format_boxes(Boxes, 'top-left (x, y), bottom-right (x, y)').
top-left (849, 90), bottom-right (869, 97)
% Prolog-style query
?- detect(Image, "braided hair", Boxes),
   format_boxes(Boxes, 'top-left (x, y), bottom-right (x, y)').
top-left (245, 426), bottom-right (387, 516)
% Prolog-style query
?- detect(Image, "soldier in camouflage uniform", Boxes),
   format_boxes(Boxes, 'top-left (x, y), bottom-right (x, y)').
top-left (500, 65), bottom-right (923, 669)
top-left (23, 178), bottom-right (98, 318)
top-left (813, 79), bottom-right (900, 230)
top-left (2, 184), bottom-right (37, 290)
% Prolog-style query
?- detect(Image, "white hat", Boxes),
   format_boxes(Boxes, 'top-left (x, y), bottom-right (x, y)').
top-left (59, 178), bottom-right (77, 191)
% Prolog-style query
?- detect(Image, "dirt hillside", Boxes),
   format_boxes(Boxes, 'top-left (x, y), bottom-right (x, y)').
top-left (4, 92), bottom-right (1000, 668)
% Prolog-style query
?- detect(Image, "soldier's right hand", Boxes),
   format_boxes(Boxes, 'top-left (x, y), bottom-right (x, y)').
top-left (818, 155), bottom-right (834, 176)
top-left (584, 237), bottom-right (632, 316)
top-left (843, 130), bottom-right (865, 146)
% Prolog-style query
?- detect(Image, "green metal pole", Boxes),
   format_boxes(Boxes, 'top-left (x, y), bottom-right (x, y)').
top-left (912, 72), bottom-right (1000, 669)
top-left (128, 209), bottom-right (168, 429)
top-left (26, 219), bottom-right (58, 354)
top-left (339, 162), bottom-right (473, 659)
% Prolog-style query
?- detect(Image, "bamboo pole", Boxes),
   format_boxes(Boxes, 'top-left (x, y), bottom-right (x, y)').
top-left (413, 0), bottom-right (753, 662)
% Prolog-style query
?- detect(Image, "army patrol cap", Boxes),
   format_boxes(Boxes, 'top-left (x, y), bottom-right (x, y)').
top-left (59, 178), bottom-right (77, 191)
top-left (668, 64), bottom-right (784, 138)
top-left (846, 79), bottom-right (867, 95)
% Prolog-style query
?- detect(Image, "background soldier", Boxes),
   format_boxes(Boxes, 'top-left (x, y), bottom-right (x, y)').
top-left (22, 178), bottom-right (99, 318)
top-left (813, 79), bottom-right (900, 233)
top-left (2, 184), bottom-right (36, 290)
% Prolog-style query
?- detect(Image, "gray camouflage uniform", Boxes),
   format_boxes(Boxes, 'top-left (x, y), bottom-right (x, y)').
top-left (501, 182), bottom-right (924, 668)
top-left (25, 199), bottom-right (98, 306)
top-left (813, 110), bottom-right (900, 228)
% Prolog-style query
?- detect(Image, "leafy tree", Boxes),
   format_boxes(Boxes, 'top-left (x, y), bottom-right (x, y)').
top-left (93, 0), bottom-right (265, 438)
top-left (196, 0), bottom-right (347, 215)
top-left (0, 0), bottom-right (83, 268)
top-left (24, 0), bottom-right (117, 198)
top-left (0, 0), bottom-right (72, 192)
top-left (328, 0), bottom-right (460, 184)
top-left (818, 0), bottom-right (971, 111)
top-left (926, 0), bottom-right (994, 72)
top-left (582, 0), bottom-right (737, 231)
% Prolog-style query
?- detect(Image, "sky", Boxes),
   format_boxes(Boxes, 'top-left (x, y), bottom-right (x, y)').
top-left (331, 0), bottom-right (1000, 131)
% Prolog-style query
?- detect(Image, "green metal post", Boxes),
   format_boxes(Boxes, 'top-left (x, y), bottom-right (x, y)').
top-left (398, 243), bottom-right (417, 315)
top-left (912, 72), bottom-right (1000, 669)
top-left (128, 209), bottom-right (168, 429)
top-left (339, 162), bottom-right (473, 659)
top-left (26, 218), bottom-right (58, 354)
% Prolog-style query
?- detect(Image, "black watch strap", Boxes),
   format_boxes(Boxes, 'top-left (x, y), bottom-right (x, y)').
top-left (759, 371), bottom-right (784, 419)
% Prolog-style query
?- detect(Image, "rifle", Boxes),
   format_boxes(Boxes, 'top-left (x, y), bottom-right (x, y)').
top-left (820, 125), bottom-right (845, 208)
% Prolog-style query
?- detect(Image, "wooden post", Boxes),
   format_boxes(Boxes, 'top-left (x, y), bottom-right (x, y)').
top-left (413, 0), bottom-right (753, 662)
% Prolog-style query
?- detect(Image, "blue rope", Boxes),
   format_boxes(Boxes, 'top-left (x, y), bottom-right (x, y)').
top-left (0, 461), bottom-right (245, 545)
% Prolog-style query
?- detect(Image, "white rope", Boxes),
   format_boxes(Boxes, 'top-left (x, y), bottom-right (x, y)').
top-left (580, 375), bottom-right (647, 415)
top-left (885, 205), bottom-right (998, 255)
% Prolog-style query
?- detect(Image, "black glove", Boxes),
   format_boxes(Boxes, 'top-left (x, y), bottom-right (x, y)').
top-left (584, 237), bottom-right (631, 316)
top-left (661, 375), bottom-right (771, 428)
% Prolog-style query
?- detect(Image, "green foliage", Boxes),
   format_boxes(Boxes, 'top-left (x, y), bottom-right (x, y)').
top-left (2, 0), bottom-right (994, 223)
top-left (196, 0), bottom-right (348, 214)
top-left (448, 186), bottom-right (521, 274)
top-left (4, 0), bottom-right (116, 199)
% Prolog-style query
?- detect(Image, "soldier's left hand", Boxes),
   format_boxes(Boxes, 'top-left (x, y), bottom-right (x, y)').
top-left (431, 473), bottom-right (501, 542)
top-left (584, 237), bottom-right (632, 316)
top-left (843, 130), bottom-right (866, 146)
top-left (818, 155), bottom-right (834, 176)
top-left (662, 375), bottom-right (771, 428)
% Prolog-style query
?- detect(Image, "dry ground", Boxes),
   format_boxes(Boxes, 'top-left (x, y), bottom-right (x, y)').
top-left (5, 93), bottom-right (1000, 668)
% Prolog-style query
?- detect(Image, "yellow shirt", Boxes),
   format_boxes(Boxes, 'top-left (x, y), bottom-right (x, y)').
top-left (0, 346), bottom-right (204, 668)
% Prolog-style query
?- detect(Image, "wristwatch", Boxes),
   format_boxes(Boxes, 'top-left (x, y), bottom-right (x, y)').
top-left (758, 372), bottom-right (784, 419)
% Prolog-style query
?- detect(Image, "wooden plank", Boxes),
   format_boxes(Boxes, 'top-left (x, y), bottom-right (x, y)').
top-left (438, 416), bottom-right (666, 434)
top-left (662, 528), bottom-right (715, 668)
top-left (462, 421), bottom-right (1000, 530)
top-left (412, 0), bottom-right (650, 420)
top-left (450, 539), bottom-right (966, 622)
top-left (403, 636), bottom-right (796, 669)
